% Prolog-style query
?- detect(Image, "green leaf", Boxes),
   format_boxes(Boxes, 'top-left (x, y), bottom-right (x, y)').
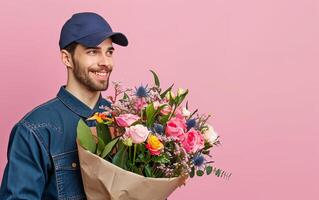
top-left (104, 121), bottom-right (113, 125)
top-left (96, 136), bottom-right (105, 156)
top-left (144, 151), bottom-right (152, 163)
top-left (145, 103), bottom-right (156, 127)
top-left (159, 114), bottom-right (170, 124)
top-left (123, 92), bottom-right (129, 100)
top-left (215, 169), bottom-right (221, 177)
top-left (190, 167), bottom-right (195, 178)
top-left (206, 166), bottom-right (213, 175)
top-left (160, 84), bottom-right (174, 99)
top-left (101, 138), bottom-right (119, 158)
top-left (137, 143), bottom-right (146, 155)
top-left (150, 70), bottom-right (160, 87)
top-left (144, 164), bottom-right (153, 177)
top-left (77, 119), bottom-right (96, 153)
top-left (131, 165), bottom-right (143, 176)
top-left (138, 152), bottom-right (146, 163)
top-left (96, 123), bottom-right (112, 144)
top-left (202, 150), bottom-right (210, 155)
top-left (112, 145), bottom-right (128, 169)
top-left (196, 170), bottom-right (204, 176)
top-left (189, 109), bottom-right (198, 120)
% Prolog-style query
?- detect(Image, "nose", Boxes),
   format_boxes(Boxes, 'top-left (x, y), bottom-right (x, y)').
top-left (98, 54), bottom-right (113, 71)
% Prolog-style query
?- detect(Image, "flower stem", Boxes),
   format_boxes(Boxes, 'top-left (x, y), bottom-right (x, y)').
top-left (129, 146), bottom-right (132, 161)
top-left (133, 144), bottom-right (137, 166)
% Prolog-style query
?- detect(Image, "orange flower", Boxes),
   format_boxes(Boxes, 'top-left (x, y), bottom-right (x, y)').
top-left (87, 112), bottom-right (111, 123)
top-left (146, 135), bottom-right (164, 156)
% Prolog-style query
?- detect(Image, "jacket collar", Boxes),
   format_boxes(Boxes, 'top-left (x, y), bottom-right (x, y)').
top-left (57, 86), bottom-right (111, 118)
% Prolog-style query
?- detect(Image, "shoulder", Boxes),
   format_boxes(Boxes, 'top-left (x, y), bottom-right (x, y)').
top-left (16, 97), bottom-right (65, 137)
top-left (20, 97), bottom-right (61, 123)
top-left (10, 97), bottom-right (64, 153)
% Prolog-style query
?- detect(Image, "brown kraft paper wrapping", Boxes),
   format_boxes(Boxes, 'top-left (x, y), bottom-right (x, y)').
top-left (77, 141), bottom-right (187, 200)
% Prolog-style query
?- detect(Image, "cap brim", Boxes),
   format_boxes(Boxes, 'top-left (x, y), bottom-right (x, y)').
top-left (76, 31), bottom-right (128, 47)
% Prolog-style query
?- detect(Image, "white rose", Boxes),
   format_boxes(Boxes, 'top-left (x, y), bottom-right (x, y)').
top-left (203, 125), bottom-right (218, 145)
top-left (177, 88), bottom-right (186, 96)
top-left (182, 107), bottom-right (191, 118)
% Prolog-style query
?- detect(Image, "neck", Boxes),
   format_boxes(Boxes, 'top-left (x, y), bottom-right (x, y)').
top-left (65, 83), bottom-right (101, 109)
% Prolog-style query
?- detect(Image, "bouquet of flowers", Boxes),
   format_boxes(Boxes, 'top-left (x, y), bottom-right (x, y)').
top-left (77, 71), bottom-right (230, 200)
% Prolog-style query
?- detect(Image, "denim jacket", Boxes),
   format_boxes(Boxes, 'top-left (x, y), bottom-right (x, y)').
top-left (0, 86), bottom-right (111, 200)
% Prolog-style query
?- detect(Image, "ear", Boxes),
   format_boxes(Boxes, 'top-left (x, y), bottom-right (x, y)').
top-left (61, 50), bottom-right (73, 69)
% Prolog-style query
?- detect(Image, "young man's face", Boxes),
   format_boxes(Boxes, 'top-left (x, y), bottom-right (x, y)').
top-left (70, 38), bottom-right (114, 92)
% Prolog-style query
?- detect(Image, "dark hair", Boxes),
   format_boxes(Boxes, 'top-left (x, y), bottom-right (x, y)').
top-left (63, 42), bottom-right (78, 57)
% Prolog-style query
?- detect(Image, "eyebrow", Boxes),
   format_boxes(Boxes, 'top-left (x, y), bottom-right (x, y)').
top-left (85, 46), bottom-right (115, 51)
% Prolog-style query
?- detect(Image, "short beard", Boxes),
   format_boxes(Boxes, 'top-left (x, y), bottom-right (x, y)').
top-left (72, 57), bottom-right (110, 92)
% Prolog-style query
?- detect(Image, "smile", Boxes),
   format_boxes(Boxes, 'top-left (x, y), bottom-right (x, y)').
top-left (90, 71), bottom-right (108, 81)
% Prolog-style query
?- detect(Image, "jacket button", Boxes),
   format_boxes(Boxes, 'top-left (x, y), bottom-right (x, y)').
top-left (72, 162), bottom-right (77, 168)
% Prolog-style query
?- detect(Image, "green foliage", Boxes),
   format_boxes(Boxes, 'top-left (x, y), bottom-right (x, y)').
top-left (152, 154), bottom-right (170, 164)
top-left (206, 165), bottom-right (232, 179)
top-left (123, 92), bottom-right (129, 100)
top-left (159, 114), bottom-right (170, 124)
top-left (96, 136), bottom-right (105, 156)
top-left (144, 164), bottom-right (153, 177)
top-left (112, 142), bottom-right (128, 169)
top-left (190, 167), bottom-right (195, 178)
top-left (145, 103), bottom-right (156, 128)
top-left (196, 170), bottom-right (204, 176)
top-left (96, 123), bottom-right (112, 144)
top-left (206, 166), bottom-right (213, 175)
top-left (77, 119), bottom-right (96, 153)
top-left (160, 84), bottom-right (174, 99)
top-left (150, 70), bottom-right (160, 88)
top-left (101, 138), bottom-right (119, 158)
top-left (189, 164), bottom-right (232, 179)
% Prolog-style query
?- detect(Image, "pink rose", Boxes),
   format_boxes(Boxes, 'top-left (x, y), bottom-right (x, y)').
top-left (115, 114), bottom-right (140, 127)
top-left (124, 124), bottom-right (150, 144)
top-left (182, 128), bottom-right (205, 153)
top-left (165, 117), bottom-right (187, 140)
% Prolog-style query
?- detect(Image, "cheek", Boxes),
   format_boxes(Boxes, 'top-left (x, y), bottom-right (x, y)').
top-left (76, 55), bottom-right (98, 69)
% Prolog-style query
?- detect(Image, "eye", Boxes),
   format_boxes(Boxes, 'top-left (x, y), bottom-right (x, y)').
top-left (87, 50), bottom-right (97, 55)
top-left (106, 50), bottom-right (114, 57)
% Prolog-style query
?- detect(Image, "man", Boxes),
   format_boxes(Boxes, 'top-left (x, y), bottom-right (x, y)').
top-left (0, 12), bottom-right (128, 199)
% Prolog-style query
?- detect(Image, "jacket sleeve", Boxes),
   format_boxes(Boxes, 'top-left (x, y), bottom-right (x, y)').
top-left (0, 122), bottom-right (50, 200)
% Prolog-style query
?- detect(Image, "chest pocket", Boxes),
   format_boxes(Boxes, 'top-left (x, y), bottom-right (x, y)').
top-left (52, 150), bottom-right (87, 200)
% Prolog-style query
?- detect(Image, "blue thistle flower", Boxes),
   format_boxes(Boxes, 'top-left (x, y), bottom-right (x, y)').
top-left (192, 154), bottom-right (205, 167)
top-left (153, 123), bottom-right (164, 135)
top-left (186, 118), bottom-right (196, 130)
top-left (135, 85), bottom-right (149, 98)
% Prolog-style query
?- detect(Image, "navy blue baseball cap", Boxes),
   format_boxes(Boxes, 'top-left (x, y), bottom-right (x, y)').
top-left (59, 12), bottom-right (128, 49)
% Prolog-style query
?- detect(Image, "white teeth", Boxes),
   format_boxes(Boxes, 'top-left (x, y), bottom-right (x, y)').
top-left (94, 72), bottom-right (107, 76)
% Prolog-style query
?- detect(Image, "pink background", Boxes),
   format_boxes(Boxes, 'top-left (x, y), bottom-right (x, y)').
top-left (0, 0), bottom-right (318, 199)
